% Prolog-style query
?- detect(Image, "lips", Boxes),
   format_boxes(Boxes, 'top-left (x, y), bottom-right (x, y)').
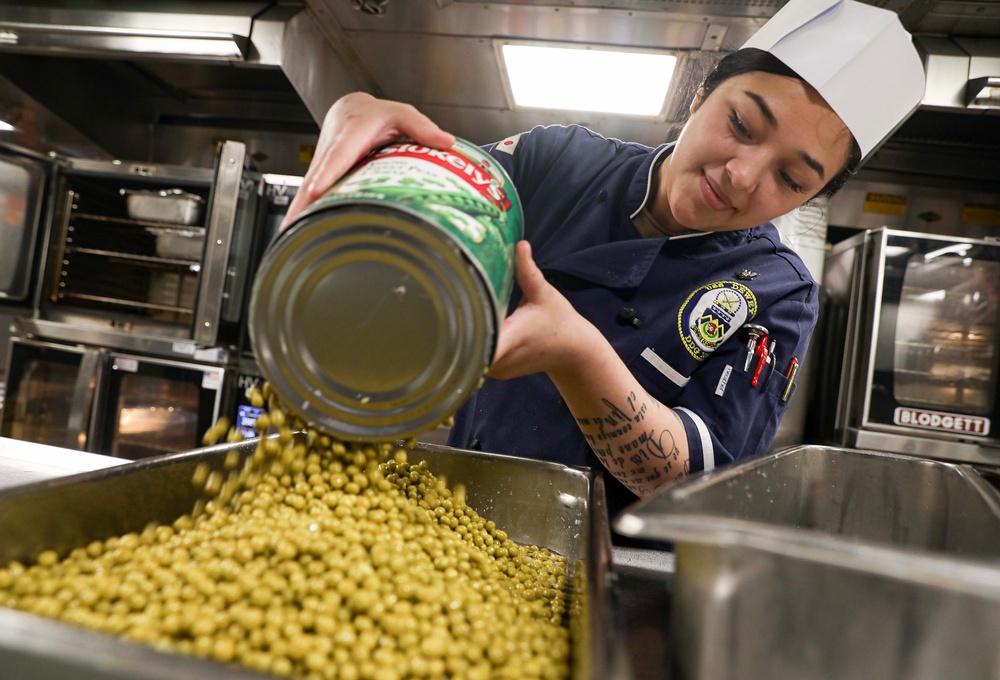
top-left (700, 172), bottom-right (734, 212)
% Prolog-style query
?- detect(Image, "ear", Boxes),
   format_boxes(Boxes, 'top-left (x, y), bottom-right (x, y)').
top-left (690, 87), bottom-right (707, 115)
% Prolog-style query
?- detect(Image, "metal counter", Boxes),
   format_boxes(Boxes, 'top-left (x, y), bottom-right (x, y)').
top-left (0, 437), bottom-right (125, 491)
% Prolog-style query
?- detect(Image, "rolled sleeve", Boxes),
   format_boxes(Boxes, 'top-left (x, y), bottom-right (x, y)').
top-left (675, 406), bottom-right (720, 474)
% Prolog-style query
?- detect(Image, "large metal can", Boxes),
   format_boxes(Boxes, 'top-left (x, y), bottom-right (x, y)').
top-left (249, 139), bottom-right (523, 441)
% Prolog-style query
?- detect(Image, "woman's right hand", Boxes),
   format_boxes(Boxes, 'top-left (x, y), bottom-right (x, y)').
top-left (280, 92), bottom-right (456, 230)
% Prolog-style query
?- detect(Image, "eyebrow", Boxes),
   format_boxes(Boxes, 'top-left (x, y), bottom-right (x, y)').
top-left (743, 90), bottom-right (827, 181)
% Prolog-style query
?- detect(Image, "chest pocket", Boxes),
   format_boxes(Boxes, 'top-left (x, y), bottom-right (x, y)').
top-left (629, 345), bottom-right (691, 405)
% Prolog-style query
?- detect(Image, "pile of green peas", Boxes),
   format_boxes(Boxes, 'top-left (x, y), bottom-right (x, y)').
top-left (0, 384), bottom-right (571, 680)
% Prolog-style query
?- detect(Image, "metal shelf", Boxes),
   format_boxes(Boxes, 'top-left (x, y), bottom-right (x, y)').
top-left (64, 246), bottom-right (200, 269)
top-left (70, 212), bottom-right (206, 233)
top-left (58, 292), bottom-right (193, 316)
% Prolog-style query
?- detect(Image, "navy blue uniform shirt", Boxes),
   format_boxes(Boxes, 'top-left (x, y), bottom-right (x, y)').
top-left (447, 124), bottom-right (819, 516)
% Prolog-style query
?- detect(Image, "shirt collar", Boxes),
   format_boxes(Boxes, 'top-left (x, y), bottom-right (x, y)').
top-left (539, 142), bottom-right (702, 288)
top-left (626, 142), bottom-right (717, 243)
top-left (627, 142), bottom-right (674, 222)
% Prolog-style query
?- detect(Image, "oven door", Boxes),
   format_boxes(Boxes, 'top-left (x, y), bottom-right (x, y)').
top-left (98, 353), bottom-right (227, 459)
top-left (194, 141), bottom-right (261, 348)
top-left (240, 174), bottom-right (301, 359)
top-left (865, 231), bottom-right (1000, 443)
top-left (0, 338), bottom-right (103, 451)
top-left (0, 145), bottom-right (49, 307)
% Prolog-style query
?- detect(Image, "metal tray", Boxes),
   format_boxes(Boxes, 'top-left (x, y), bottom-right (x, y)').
top-left (0, 439), bottom-right (613, 680)
top-left (145, 226), bottom-right (206, 260)
top-left (121, 188), bottom-right (205, 225)
top-left (614, 444), bottom-right (1000, 680)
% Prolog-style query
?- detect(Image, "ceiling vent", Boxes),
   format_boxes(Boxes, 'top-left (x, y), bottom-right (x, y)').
top-left (0, 1), bottom-right (368, 168)
top-left (918, 36), bottom-right (1000, 111)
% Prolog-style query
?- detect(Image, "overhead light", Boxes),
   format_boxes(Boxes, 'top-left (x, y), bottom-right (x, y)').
top-left (496, 41), bottom-right (677, 117)
top-left (0, 22), bottom-right (246, 60)
top-left (0, 120), bottom-right (13, 132)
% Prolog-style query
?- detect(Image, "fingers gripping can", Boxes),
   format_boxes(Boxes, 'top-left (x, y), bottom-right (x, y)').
top-left (249, 139), bottom-right (523, 442)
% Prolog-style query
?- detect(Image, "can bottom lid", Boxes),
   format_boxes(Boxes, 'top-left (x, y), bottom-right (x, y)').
top-left (249, 205), bottom-right (496, 442)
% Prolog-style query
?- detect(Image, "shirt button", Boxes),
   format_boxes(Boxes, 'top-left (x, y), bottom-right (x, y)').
top-left (469, 438), bottom-right (481, 450)
top-left (597, 190), bottom-right (608, 202)
top-left (617, 306), bottom-right (642, 328)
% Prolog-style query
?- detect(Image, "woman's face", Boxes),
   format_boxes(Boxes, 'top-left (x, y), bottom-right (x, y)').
top-left (652, 71), bottom-right (852, 236)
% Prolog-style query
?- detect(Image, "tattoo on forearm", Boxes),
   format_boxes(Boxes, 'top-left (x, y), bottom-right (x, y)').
top-left (576, 391), bottom-right (684, 494)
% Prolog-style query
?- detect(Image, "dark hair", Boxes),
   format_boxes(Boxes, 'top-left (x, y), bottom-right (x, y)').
top-left (700, 48), bottom-right (862, 199)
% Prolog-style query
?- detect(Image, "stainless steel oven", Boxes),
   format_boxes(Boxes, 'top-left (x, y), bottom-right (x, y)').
top-left (0, 144), bottom-right (48, 309)
top-left (813, 227), bottom-right (1000, 464)
top-left (0, 338), bottom-right (102, 451)
top-left (21, 140), bottom-right (262, 363)
top-left (98, 352), bottom-right (227, 459)
top-left (0, 337), bottom-right (228, 459)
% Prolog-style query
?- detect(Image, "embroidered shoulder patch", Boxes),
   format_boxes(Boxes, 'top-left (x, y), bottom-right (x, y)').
top-left (678, 281), bottom-right (758, 361)
top-left (493, 134), bottom-right (521, 156)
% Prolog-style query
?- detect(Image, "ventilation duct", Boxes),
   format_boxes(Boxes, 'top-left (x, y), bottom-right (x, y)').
top-left (0, 3), bottom-right (254, 60)
top-left (0, 1), bottom-right (368, 168)
top-left (918, 36), bottom-right (1000, 111)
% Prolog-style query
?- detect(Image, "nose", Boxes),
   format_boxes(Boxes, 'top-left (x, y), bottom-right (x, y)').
top-left (726, 150), bottom-right (766, 193)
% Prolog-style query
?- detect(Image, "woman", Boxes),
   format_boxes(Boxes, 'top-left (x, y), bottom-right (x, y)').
top-left (279, 0), bottom-right (925, 514)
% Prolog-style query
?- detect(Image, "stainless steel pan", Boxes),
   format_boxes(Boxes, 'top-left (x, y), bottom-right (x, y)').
top-left (0, 439), bottom-right (614, 680)
top-left (121, 188), bottom-right (205, 225)
top-left (615, 444), bottom-right (1000, 680)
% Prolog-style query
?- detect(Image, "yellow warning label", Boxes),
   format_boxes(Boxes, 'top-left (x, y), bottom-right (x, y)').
top-left (863, 192), bottom-right (907, 216)
top-left (960, 203), bottom-right (1000, 226)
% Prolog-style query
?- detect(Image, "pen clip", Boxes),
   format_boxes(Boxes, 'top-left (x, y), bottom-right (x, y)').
top-left (763, 346), bottom-right (778, 389)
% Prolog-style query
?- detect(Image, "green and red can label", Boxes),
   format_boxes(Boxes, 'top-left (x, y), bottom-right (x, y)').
top-left (309, 139), bottom-right (523, 306)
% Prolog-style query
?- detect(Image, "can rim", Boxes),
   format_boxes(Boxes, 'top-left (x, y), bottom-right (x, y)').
top-left (249, 205), bottom-right (496, 442)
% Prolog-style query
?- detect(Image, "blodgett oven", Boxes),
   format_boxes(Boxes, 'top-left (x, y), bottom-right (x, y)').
top-left (0, 337), bottom-right (229, 459)
top-left (814, 227), bottom-right (1000, 464)
top-left (0, 144), bottom-right (48, 309)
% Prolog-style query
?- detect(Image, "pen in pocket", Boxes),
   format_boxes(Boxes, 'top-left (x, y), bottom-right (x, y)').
top-left (782, 357), bottom-right (800, 402)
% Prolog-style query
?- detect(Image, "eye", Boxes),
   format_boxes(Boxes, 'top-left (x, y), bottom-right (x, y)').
top-left (780, 171), bottom-right (806, 194)
top-left (728, 110), bottom-right (751, 140)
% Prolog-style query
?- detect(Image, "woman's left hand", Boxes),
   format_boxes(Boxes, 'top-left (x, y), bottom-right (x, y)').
top-left (489, 241), bottom-right (603, 381)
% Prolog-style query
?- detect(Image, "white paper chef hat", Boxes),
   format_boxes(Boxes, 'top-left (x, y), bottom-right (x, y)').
top-left (742, 0), bottom-right (925, 158)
